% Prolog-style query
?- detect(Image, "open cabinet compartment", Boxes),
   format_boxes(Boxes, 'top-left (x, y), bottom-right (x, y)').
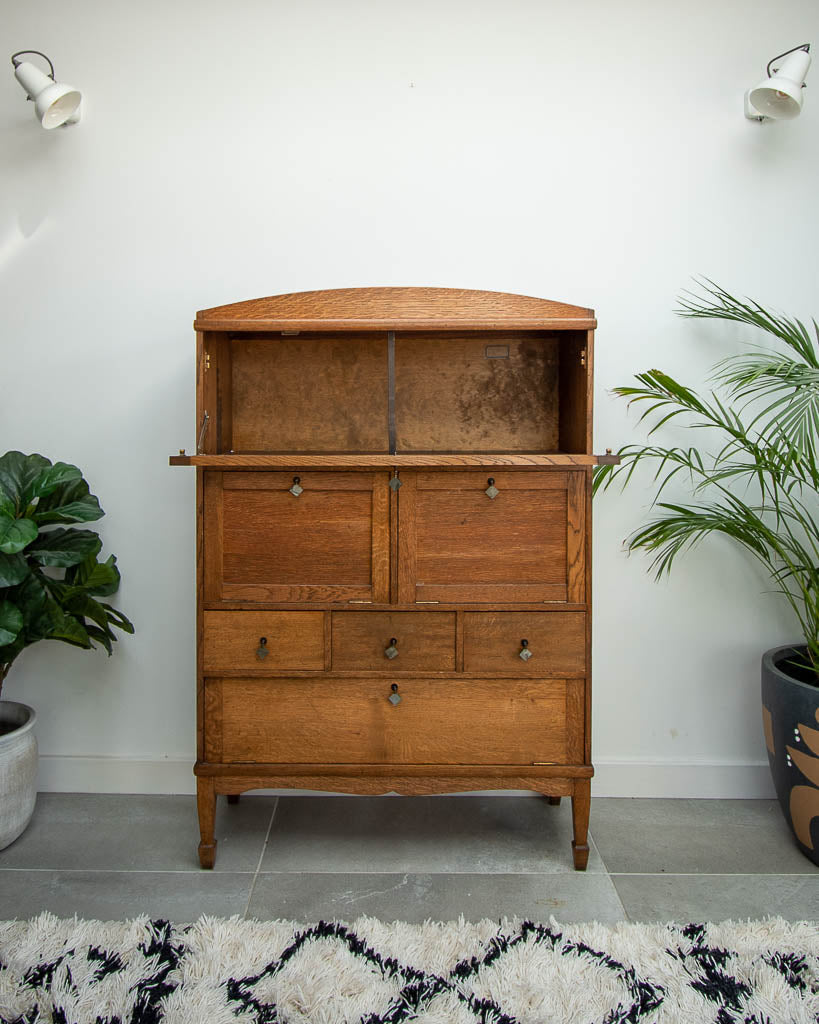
top-left (199, 328), bottom-right (591, 456)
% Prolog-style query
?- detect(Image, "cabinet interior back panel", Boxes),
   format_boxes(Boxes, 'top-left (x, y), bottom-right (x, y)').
top-left (230, 334), bottom-right (389, 452)
top-left (394, 332), bottom-right (560, 452)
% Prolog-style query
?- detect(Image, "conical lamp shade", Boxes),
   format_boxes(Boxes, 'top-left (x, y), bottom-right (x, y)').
top-left (13, 60), bottom-right (81, 129)
top-left (748, 48), bottom-right (811, 120)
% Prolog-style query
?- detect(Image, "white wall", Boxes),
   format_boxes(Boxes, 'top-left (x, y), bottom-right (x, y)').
top-left (2, 0), bottom-right (817, 796)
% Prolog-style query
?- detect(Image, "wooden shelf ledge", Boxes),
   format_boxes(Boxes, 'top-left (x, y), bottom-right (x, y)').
top-left (170, 452), bottom-right (617, 467)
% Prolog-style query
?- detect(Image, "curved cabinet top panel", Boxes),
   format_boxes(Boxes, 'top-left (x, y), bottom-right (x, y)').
top-left (194, 287), bottom-right (596, 332)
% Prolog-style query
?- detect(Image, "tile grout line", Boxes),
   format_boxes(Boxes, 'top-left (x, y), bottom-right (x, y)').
top-left (242, 798), bottom-right (279, 918)
top-left (588, 831), bottom-right (631, 921)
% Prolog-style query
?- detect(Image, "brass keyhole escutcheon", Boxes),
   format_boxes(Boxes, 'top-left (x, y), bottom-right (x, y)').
top-left (388, 683), bottom-right (401, 706)
top-left (289, 475), bottom-right (303, 497)
top-left (519, 638), bottom-right (533, 662)
top-left (485, 477), bottom-right (499, 499)
top-left (256, 637), bottom-right (268, 660)
top-left (385, 637), bottom-right (399, 660)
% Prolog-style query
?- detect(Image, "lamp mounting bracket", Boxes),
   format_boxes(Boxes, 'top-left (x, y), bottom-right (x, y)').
top-left (767, 42), bottom-right (811, 82)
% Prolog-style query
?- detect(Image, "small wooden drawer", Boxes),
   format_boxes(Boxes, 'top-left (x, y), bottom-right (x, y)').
top-left (204, 676), bottom-right (582, 765)
top-left (331, 612), bottom-right (456, 672)
top-left (463, 612), bottom-right (585, 676)
top-left (203, 611), bottom-right (325, 673)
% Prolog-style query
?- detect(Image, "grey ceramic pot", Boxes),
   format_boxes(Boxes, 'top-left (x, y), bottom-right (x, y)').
top-left (0, 701), bottom-right (37, 850)
top-left (761, 646), bottom-right (819, 866)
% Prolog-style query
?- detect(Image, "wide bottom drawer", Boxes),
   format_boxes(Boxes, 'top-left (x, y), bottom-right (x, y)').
top-left (204, 677), bottom-right (584, 765)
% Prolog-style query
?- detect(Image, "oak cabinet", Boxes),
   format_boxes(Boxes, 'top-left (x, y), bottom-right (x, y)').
top-left (171, 287), bottom-right (612, 870)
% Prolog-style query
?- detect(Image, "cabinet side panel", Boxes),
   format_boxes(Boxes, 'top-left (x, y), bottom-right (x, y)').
top-left (558, 331), bottom-right (590, 454)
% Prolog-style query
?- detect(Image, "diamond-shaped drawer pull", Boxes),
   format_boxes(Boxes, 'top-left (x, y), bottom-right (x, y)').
top-left (389, 475), bottom-right (402, 491)
top-left (485, 477), bottom-right (499, 499)
top-left (388, 683), bottom-right (402, 706)
top-left (385, 638), bottom-right (399, 659)
top-left (256, 637), bottom-right (268, 660)
top-left (289, 476), bottom-right (303, 497)
top-left (519, 639), bottom-right (533, 662)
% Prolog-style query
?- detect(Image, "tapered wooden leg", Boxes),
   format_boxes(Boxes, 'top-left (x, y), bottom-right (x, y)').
top-left (227, 794), bottom-right (240, 805)
top-left (571, 779), bottom-right (590, 871)
top-left (547, 796), bottom-right (562, 806)
top-left (197, 777), bottom-right (217, 869)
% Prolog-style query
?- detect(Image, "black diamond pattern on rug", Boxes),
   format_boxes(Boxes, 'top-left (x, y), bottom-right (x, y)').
top-left (0, 916), bottom-right (816, 1023)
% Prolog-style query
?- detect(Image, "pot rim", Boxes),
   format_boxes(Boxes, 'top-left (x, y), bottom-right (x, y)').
top-left (0, 700), bottom-right (37, 740)
top-left (762, 644), bottom-right (819, 694)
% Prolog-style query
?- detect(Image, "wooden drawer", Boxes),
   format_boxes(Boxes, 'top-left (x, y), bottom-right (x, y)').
top-left (332, 612), bottom-right (455, 672)
top-left (464, 612), bottom-right (585, 676)
top-left (204, 677), bottom-right (583, 765)
top-left (203, 611), bottom-right (325, 673)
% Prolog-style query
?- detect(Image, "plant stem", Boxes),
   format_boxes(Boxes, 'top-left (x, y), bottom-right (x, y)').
top-left (0, 663), bottom-right (8, 703)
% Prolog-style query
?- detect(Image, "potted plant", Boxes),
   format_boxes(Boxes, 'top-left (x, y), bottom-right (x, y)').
top-left (595, 282), bottom-right (819, 865)
top-left (0, 451), bottom-right (133, 849)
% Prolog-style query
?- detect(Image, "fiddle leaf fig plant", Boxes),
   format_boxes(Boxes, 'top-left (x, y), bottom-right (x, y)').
top-left (594, 282), bottom-right (819, 682)
top-left (0, 451), bottom-right (133, 699)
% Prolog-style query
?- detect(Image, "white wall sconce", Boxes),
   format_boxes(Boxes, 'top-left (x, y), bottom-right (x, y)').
top-left (11, 50), bottom-right (82, 129)
top-left (745, 43), bottom-right (811, 121)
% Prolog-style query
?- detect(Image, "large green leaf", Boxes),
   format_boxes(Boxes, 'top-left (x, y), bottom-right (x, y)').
top-left (0, 601), bottom-right (23, 646)
top-left (100, 603), bottom-right (135, 634)
top-left (14, 573), bottom-right (91, 648)
top-left (32, 478), bottom-right (103, 525)
top-left (28, 528), bottom-right (102, 567)
top-left (0, 513), bottom-right (38, 554)
top-left (0, 552), bottom-right (29, 587)
top-left (65, 553), bottom-right (121, 596)
top-left (0, 452), bottom-right (50, 513)
top-left (28, 462), bottom-right (83, 501)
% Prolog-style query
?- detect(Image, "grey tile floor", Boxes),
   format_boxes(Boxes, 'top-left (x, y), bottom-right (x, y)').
top-left (0, 794), bottom-right (815, 923)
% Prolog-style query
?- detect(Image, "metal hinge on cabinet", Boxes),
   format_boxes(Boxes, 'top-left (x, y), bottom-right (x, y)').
top-left (205, 352), bottom-right (211, 371)
top-left (197, 411), bottom-right (210, 453)
top-left (580, 348), bottom-right (587, 368)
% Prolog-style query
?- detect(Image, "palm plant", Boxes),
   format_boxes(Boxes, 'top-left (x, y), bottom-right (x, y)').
top-left (594, 282), bottom-right (819, 683)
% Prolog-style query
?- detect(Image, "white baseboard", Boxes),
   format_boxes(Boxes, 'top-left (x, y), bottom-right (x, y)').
top-left (36, 755), bottom-right (776, 799)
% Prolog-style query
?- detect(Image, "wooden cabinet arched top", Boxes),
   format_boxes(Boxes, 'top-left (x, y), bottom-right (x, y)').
top-left (194, 287), bottom-right (596, 332)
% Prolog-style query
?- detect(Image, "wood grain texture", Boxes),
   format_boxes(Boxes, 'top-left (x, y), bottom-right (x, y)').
top-left (409, 471), bottom-right (570, 603)
top-left (394, 333), bottom-right (559, 451)
top-left (203, 611), bottom-right (325, 673)
top-left (195, 287), bottom-right (596, 332)
top-left (202, 774), bottom-right (578, 797)
top-left (211, 677), bottom-right (572, 766)
top-left (204, 471), bottom-right (390, 604)
top-left (571, 777), bottom-right (591, 870)
top-left (463, 612), bottom-right (585, 676)
top-left (230, 334), bottom-right (389, 452)
top-left (331, 612), bottom-right (455, 672)
top-left (195, 762), bottom-right (594, 779)
top-left (171, 453), bottom-right (608, 467)
top-left (566, 471), bottom-right (586, 603)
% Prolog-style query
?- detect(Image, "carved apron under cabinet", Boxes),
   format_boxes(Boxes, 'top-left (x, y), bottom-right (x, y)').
top-left (171, 287), bottom-right (614, 869)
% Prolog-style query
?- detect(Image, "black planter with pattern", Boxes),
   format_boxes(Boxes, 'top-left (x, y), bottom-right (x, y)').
top-left (761, 645), bottom-right (819, 866)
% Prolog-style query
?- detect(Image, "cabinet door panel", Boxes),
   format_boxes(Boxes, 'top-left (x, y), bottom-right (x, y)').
top-left (204, 471), bottom-right (390, 603)
top-left (398, 471), bottom-right (585, 604)
top-left (206, 677), bottom-right (579, 765)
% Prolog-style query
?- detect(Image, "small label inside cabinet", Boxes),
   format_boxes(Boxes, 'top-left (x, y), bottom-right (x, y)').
top-left (485, 345), bottom-right (510, 359)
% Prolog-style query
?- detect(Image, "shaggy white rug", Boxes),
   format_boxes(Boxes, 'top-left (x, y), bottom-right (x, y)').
top-left (0, 915), bottom-right (816, 1024)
